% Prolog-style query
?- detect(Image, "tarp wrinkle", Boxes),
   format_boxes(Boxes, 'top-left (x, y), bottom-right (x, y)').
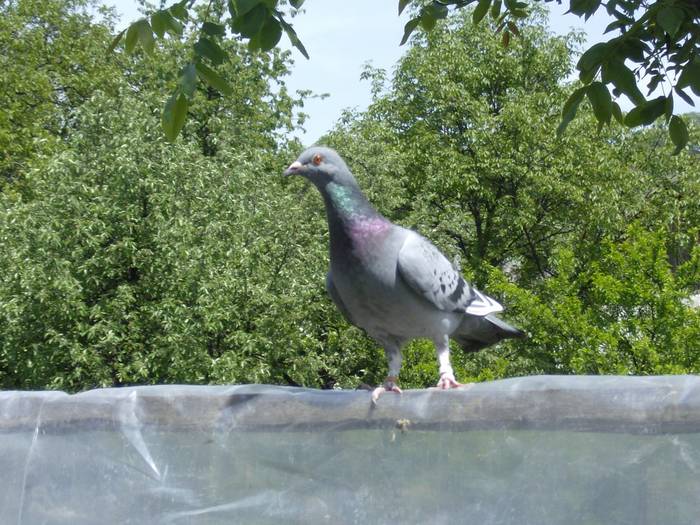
top-left (119, 389), bottom-right (161, 480)
top-left (2, 376), bottom-right (700, 524)
top-left (16, 398), bottom-right (44, 525)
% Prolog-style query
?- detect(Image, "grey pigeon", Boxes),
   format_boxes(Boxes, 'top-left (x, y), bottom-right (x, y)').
top-left (284, 146), bottom-right (524, 401)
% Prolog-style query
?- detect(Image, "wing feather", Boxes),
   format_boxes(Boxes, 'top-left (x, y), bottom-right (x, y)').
top-left (397, 233), bottom-right (503, 316)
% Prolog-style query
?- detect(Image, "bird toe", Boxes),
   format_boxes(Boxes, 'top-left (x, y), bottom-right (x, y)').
top-left (436, 372), bottom-right (462, 390)
top-left (371, 377), bottom-right (402, 404)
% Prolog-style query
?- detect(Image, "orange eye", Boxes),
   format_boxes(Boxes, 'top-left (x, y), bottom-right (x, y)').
top-left (312, 154), bottom-right (323, 166)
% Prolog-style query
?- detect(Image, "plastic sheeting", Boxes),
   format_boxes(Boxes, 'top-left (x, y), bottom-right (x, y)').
top-left (2, 375), bottom-right (700, 524)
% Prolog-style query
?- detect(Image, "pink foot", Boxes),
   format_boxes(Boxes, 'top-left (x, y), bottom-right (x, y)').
top-left (436, 371), bottom-right (462, 390)
top-left (371, 376), bottom-right (402, 404)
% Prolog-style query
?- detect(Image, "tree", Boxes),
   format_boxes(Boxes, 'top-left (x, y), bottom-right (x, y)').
top-left (399, 0), bottom-right (699, 152)
top-left (0, 0), bottom-right (124, 189)
top-left (0, 0), bottom-right (354, 390)
top-left (2, 1), bottom-right (698, 392)
top-left (115, 0), bottom-right (698, 149)
top-left (322, 11), bottom-right (700, 382)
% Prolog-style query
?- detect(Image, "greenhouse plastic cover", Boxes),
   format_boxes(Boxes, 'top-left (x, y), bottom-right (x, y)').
top-left (2, 376), bottom-right (700, 524)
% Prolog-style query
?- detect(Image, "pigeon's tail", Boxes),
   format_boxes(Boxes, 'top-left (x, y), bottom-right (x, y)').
top-left (453, 314), bottom-right (525, 353)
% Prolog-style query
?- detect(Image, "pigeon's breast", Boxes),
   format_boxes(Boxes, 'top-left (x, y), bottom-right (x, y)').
top-left (330, 226), bottom-right (461, 340)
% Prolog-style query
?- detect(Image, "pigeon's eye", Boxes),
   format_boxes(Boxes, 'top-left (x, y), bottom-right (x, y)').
top-left (312, 154), bottom-right (323, 166)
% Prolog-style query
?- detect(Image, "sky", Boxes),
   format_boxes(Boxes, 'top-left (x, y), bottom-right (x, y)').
top-left (109, 1), bottom-right (695, 145)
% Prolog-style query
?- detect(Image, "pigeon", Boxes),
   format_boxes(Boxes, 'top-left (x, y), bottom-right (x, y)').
top-left (284, 146), bottom-right (524, 401)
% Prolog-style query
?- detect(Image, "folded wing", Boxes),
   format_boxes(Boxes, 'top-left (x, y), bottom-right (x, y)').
top-left (397, 233), bottom-right (503, 316)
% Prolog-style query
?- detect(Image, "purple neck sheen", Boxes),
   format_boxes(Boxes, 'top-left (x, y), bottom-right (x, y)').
top-left (348, 215), bottom-right (391, 240)
top-left (322, 181), bottom-right (390, 253)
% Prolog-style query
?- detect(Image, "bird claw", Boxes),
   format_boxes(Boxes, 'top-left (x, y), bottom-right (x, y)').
top-left (436, 372), bottom-right (462, 390)
top-left (371, 377), bottom-right (402, 404)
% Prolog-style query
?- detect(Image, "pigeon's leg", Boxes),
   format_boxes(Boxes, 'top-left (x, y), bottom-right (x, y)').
top-left (435, 335), bottom-right (462, 389)
top-left (371, 344), bottom-right (403, 404)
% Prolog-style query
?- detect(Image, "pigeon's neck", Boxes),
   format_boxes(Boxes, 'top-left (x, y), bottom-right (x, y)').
top-left (320, 181), bottom-right (390, 253)
top-left (323, 181), bottom-right (375, 218)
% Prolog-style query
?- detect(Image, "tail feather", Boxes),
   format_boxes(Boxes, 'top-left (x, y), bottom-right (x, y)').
top-left (465, 290), bottom-right (503, 316)
top-left (453, 314), bottom-right (525, 353)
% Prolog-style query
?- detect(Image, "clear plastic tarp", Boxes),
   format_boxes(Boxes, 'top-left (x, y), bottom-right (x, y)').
top-left (2, 375), bottom-right (700, 524)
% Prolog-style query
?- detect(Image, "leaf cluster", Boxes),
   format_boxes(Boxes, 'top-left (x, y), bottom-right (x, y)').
top-left (399, 0), bottom-right (699, 152)
top-left (113, 0), bottom-right (307, 140)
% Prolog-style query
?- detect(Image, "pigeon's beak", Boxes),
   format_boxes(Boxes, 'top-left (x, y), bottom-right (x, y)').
top-left (283, 161), bottom-right (303, 176)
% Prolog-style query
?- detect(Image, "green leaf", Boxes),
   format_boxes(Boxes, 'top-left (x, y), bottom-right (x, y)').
top-left (611, 101), bottom-right (623, 124)
top-left (136, 20), bottom-right (155, 56)
top-left (586, 81), bottom-right (612, 124)
top-left (169, 1), bottom-right (188, 21)
top-left (425, 2), bottom-right (448, 19)
top-left (569, 0), bottom-right (601, 20)
top-left (677, 58), bottom-right (700, 96)
top-left (557, 85), bottom-right (588, 137)
top-left (579, 64), bottom-right (598, 84)
top-left (193, 37), bottom-right (227, 65)
top-left (618, 37), bottom-right (646, 63)
top-left (502, 29), bottom-right (510, 47)
top-left (232, 4), bottom-right (269, 38)
top-left (646, 74), bottom-right (661, 96)
top-left (290, 0), bottom-right (305, 8)
top-left (231, 0), bottom-right (262, 16)
top-left (202, 22), bottom-right (226, 37)
top-left (490, 0), bottom-right (502, 19)
top-left (162, 91), bottom-right (188, 142)
top-left (664, 94), bottom-right (673, 121)
top-left (668, 115), bottom-right (688, 154)
top-left (195, 62), bottom-right (233, 96)
top-left (125, 22), bottom-right (139, 54)
top-left (576, 42), bottom-right (607, 79)
top-left (623, 96), bottom-right (666, 127)
top-left (603, 19), bottom-right (625, 33)
top-left (420, 2), bottom-right (447, 31)
top-left (398, 0), bottom-right (411, 16)
top-left (400, 17), bottom-right (421, 45)
top-left (106, 29), bottom-right (125, 54)
top-left (473, 0), bottom-right (491, 25)
top-left (151, 11), bottom-right (168, 39)
top-left (253, 16), bottom-right (282, 51)
top-left (675, 87), bottom-right (695, 107)
top-left (420, 13), bottom-right (437, 31)
top-left (602, 60), bottom-right (645, 104)
top-left (279, 17), bottom-right (309, 58)
top-left (179, 63), bottom-right (198, 98)
top-left (161, 11), bottom-right (183, 36)
top-left (657, 6), bottom-right (684, 37)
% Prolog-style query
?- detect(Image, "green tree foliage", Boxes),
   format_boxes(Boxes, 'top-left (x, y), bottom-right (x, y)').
top-left (1, 0), bottom-right (367, 390)
top-left (0, 92), bottom-right (335, 390)
top-left (323, 11), bottom-right (700, 383)
top-left (1, 3), bottom-right (698, 391)
top-left (399, 0), bottom-right (699, 151)
top-left (0, 0), bottom-right (123, 189)
top-left (118, 0), bottom-right (698, 148)
top-left (112, 0), bottom-right (309, 142)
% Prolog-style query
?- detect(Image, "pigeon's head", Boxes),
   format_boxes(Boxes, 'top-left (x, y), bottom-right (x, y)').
top-left (283, 146), bottom-right (355, 186)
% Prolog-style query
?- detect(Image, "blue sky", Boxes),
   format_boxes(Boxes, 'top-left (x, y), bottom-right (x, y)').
top-left (110, 1), bottom-right (694, 145)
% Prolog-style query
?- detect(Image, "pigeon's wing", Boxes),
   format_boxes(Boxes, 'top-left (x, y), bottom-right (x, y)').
top-left (397, 233), bottom-right (503, 316)
top-left (326, 271), bottom-right (355, 325)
